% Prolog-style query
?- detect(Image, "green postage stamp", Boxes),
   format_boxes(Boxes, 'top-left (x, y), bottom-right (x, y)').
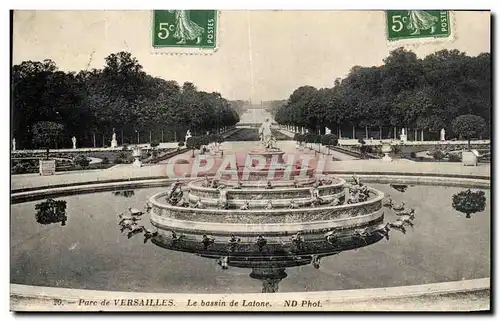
top-left (152, 10), bottom-right (218, 54)
top-left (386, 10), bottom-right (452, 42)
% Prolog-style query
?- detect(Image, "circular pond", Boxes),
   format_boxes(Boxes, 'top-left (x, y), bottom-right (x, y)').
top-left (10, 183), bottom-right (490, 294)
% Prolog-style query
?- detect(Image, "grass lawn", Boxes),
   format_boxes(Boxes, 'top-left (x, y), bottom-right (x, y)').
top-left (225, 128), bottom-right (290, 141)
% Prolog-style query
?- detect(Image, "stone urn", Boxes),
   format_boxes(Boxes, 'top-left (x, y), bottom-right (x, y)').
top-left (132, 147), bottom-right (142, 167)
top-left (381, 143), bottom-right (393, 162)
top-left (462, 149), bottom-right (479, 166)
top-left (39, 159), bottom-right (56, 176)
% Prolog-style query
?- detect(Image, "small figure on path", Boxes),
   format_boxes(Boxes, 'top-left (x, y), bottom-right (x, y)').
top-left (72, 136), bottom-right (77, 149)
top-left (12, 138), bottom-right (16, 151)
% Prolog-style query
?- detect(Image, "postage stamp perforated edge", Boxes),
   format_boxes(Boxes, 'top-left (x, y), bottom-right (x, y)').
top-left (385, 10), bottom-right (457, 48)
top-left (150, 10), bottom-right (221, 56)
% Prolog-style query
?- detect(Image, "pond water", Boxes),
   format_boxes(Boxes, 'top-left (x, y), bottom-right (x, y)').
top-left (10, 184), bottom-right (490, 294)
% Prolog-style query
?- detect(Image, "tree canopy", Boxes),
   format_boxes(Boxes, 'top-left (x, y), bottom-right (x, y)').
top-left (273, 48), bottom-right (490, 139)
top-left (451, 114), bottom-right (487, 147)
top-left (12, 51), bottom-right (240, 149)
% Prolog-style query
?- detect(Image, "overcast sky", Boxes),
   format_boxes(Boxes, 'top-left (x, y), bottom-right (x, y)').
top-left (13, 10), bottom-right (490, 102)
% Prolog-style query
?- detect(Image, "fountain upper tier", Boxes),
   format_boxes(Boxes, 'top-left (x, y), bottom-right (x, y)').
top-left (187, 177), bottom-right (348, 209)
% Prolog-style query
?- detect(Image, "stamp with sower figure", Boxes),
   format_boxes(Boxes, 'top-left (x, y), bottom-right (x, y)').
top-left (152, 10), bottom-right (218, 54)
top-left (386, 10), bottom-right (452, 42)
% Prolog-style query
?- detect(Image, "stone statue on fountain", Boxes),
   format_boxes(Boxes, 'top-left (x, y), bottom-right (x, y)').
top-left (259, 118), bottom-right (277, 150)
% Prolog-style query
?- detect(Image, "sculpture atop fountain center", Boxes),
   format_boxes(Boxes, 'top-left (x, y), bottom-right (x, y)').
top-left (258, 118), bottom-right (279, 151)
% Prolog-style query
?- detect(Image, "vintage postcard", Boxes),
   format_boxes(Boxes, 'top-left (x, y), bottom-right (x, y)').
top-left (10, 10), bottom-right (491, 312)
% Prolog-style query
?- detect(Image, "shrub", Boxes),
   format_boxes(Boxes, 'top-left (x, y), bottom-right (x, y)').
top-left (430, 150), bottom-right (445, 160)
top-left (101, 157), bottom-right (110, 164)
top-left (114, 152), bottom-right (130, 164)
top-left (150, 140), bottom-right (160, 148)
top-left (451, 115), bottom-right (487, 148)
top-left (392, 145), bottom-right (402, 155)
top-left (452, 189), bottom-right (486, 218)
top-left (73, 154), bottom-right (90, 168)
top-left (321, 134), bottom-right (338, 147)
top-left (122, 144), bottom-right (129, 151)
top-left (360, 145), bottom-right (373, 158)
top-left (448, 153), bottom-right (461, 162)
top-left (35, 199), bottom-right (67, 226)
top-left (31, 121), bottom-right (65, 153)
top-left (12, 163), bottom-right (27, 174)
top-left (410, 152), bottom-right (417, 159)
top-left (293, 133), bottom-right (305, 143)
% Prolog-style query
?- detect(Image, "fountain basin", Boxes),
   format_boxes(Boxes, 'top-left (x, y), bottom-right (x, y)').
top-left (149, 187), bottom-right (384, 235)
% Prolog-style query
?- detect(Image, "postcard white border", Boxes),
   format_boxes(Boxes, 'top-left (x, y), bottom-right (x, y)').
top-left (4, 0), bottom-right (498, 320)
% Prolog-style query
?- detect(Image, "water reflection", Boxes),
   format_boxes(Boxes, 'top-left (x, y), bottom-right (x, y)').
top-left (112, 190), bottom-right (135, 198)
top-left (35, 199), bottom-right (67, 226)
top-left (149, 229), bottom-right (388, 293)
top-left (452, 189), bottom-right (486, 219)
top-left (390, 184), bottom-right (409, 193)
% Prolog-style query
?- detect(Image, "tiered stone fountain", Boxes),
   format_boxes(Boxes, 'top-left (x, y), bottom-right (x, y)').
top-left (147, 136), bottom-right (391, 292)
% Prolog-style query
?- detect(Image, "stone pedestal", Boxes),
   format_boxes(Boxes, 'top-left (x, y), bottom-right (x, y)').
top-left (132, 148), bottom-right (142, 167)
top-left (400, 134), bottom-right (407, 142)
top-left (39, 159), bottom-right (56, 176)
top-left (111, 139), bottom-right (118, 149)
top-left (462, 150), bottom-right (478, 166)
top-left (381, 143), bottom-right (393, 162)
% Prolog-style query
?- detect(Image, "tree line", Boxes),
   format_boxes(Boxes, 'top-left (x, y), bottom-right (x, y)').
top-left (272, 48), bottom-right (490, 140)
top-left (12, 51), bottom-right (241, 149)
